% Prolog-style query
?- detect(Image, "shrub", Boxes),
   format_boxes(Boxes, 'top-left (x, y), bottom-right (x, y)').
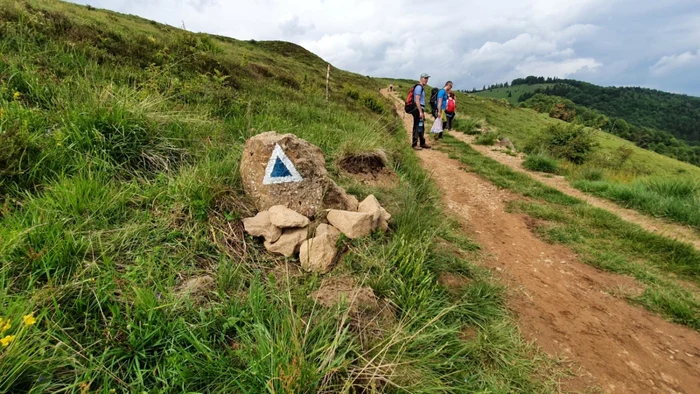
top-left (360, 94), bottom-right (384, 114)
top-left (454, 118), bottom-right (481, 135)
top-left (475, 132), bottom-right (498, 146)
top-left (579, 167), bottom-right (604, 181)
top-left (523, 154), bottom-right (559, 173)
top-left (344, 86), bottom-right (360, 100)
top-left (529, 123), bottom-right (598, 164)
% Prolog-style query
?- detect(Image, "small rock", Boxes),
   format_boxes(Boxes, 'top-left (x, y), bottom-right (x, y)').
top-left (242, 211), bottom-right (282, 242)
top-left (264, 227), bottom-right (309, 257)
top-left (175, 275), bottom-right (214, 301)
top-left (326, 210), bottom-right (374, 239)
top-left (269, 205), bottom-right (310, 228)
top-left (315, 223), bottom-right (341, 241)
top-left (378, 218), bottom-right (389, 232)
top-left (358, 195), bottom-right (382, 230)
top-left (497, 137), bottom-right (516, 151)
top-left (379, 207), bottom-right (391, 222)
top-left (299, 234), bottom-right (338, 273)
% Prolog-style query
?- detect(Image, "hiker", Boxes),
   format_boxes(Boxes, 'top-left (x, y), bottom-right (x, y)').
top-left (389, 83), bottom-right (393, 92)
top-left (445, 91), bottom-right (456, 131)
top-left (435, 81), bottom-right (453, 139)
top-left (404, 73), bottom-right (431, 150)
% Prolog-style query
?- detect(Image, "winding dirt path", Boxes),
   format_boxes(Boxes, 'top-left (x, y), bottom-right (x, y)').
top-left (382, 89), bottom-right (700, 393)
top-left (452, 132), bottom-right (700, 250)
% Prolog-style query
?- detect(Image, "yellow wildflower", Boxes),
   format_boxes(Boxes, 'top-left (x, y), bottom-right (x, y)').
top-left (1, 322), bottom-right (10, 332)
top-left (0, 335), bottom-right (15, 347)
top-left (13, 91), bottom-right (21, 100)
top-left (23, 313), bottom-right (36, 326)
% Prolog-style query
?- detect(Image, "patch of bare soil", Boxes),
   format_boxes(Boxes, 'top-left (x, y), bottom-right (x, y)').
top-left (453, 132), bottom-right (700, 251)
top-left (339, 151), bottom-right (399, 187)
top-left (381, 88), bottom-right (700, 394)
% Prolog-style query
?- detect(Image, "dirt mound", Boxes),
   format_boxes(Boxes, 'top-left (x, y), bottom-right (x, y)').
top-left (339, 151), bottom-right (398, 186)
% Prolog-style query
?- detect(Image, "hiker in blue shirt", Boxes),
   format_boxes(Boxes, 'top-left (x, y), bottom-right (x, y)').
top-left (410, 73), bottom-right (431, 150)
top-left (435, 81), bottom-right (453, 139)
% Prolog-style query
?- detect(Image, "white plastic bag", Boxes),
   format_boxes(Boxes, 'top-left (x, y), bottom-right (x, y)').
top-left (430, 118), bottom-right (443, 134)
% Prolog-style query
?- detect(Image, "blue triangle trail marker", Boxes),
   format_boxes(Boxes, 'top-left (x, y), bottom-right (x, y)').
top-left (263, 143), bottom-right (303, 185)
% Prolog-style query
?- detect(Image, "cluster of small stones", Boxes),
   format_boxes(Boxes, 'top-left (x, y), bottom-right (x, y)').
top-left (243, 195), bottom-right (391, 274)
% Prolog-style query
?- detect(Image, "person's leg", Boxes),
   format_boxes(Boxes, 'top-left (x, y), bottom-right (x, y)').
top-left (411, 110), bottom-right (420, 147)
top-left (419, 108), bottom-right (429, 147)
top-left (446, 114), bottom-right (454, 130)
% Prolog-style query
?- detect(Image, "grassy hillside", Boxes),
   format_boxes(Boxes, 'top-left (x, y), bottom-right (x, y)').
top-left (473, 83), bottom-right (552, 104)
top-left (521, 80), bottom-right (700, 143)
top-left (449, 93), bottom-right (700, 230)
top-left (0, 1), bottom-right (561, 392)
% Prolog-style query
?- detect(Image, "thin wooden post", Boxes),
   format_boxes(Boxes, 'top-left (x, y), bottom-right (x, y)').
top-left (325, 64), bottom-right (330, 103)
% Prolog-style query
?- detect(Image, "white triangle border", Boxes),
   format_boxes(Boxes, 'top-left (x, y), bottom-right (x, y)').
top-left (262, 143), bottom-right (304, 185)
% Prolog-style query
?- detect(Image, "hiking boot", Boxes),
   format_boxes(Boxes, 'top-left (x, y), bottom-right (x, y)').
top-left (420, 144), bottom-right (431, 149)
top-left (413, 145), bottom-right (423, 151)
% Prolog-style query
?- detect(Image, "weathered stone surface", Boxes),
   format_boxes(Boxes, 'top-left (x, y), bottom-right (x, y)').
top-left (379, 207), bottom-right (391, 222)
top-left (264, 227), bottom-right (309, 257)
top-left (358, 195), bottom-right (382, 230)
top-left (240, 132), bottom-right (356, 217)
top-left (315, 223), bottom-right (341, 241)
top-left (497, 137), bottom-right (516, 151)
top-left (299, 234), bottom-right (338, 273)
top-left (326, 210), bottom-right (374, 239)
top-left (324, 182), bottom-right (359, 212)
top-left (242, 211), bottom-right (282, 242)
top-left (269, 205), bottom-right (310, 228)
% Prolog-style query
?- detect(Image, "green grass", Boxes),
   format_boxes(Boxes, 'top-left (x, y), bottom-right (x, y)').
top-left (0, 1), bottom-right (562, 392)
top-left (447, 91), bottom-right (700, 229)
top-left (473, 84), bottom-right (553, 104)
top-left (440, 135), bottom-right (700, 331)
top-left (523, 154), bottom-right (560, 174)
top-left (573, 177), bottom-right (700, 230)
top-left (475, 132), bottom-right (498, 146)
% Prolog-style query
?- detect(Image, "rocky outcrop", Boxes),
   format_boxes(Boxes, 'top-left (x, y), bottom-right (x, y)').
top-left (240, 132), bottom-right (359, 218)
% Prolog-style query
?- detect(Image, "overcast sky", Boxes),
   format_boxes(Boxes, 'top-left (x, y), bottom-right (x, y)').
top-left (70, 0), bottom-right (700, 96)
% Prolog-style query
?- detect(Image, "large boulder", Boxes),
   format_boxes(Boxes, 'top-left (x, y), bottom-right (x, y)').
top-left (326, 210), bottom-right (374, 239)
top-left (269, 205), bottom-right (310, 228)
top-left (240, 132), bottom-right (356, 218)
top-left (299, 234), bottom-right (338, 274)
top-left (242, 211), bottom-right (282, 242)
top-left (264, 227), bottom-right (309, 257)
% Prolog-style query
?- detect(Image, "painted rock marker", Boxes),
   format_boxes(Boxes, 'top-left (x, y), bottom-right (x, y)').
top-left (263, 143), bottom-right (303, 185)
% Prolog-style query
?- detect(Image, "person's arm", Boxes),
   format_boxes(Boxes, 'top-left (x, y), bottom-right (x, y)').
top-left (438, 96), bottom-right (443, 117)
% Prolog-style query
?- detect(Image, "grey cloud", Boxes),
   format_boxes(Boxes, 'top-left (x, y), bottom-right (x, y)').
top-left (279, 16), bottom-right (314, 38)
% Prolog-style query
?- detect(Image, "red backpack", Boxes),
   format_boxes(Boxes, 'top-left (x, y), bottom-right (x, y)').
top-left (447, 97), bottom-right (456, 113)
top-left (404, 84), bottom-right (420, 113)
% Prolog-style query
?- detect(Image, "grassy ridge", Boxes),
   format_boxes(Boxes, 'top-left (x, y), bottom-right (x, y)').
top-left (0, 1), bottom-right (561, 392)
top-left (440, 136), bottom-right (700, 331)
top-left (473, 84), bottom-right (553, 104)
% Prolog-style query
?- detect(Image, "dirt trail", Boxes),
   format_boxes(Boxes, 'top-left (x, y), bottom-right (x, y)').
top-left (451, 132), bottom-right (700, 250)
top-left (381, 89), bottom-right (700, 393)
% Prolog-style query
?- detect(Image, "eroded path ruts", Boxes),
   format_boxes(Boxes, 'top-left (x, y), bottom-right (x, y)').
top-left (382, 89), bottom-right (700, 393)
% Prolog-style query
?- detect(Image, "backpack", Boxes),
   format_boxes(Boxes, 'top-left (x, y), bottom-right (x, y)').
top-left (447, 97), bottom-right (456, 113)
top-left (429, 88), bottom-right (439, 118)
top-left (404, 84), bottom-right (420, 113)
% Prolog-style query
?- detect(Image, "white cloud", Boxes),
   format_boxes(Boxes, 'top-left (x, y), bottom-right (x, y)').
top-left (650, 49), bottom-right (700, 76)
top-left (68, 0), bottom-right (700, 95)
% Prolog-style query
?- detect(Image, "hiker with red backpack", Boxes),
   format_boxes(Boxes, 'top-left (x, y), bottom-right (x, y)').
top-left (445, 91), bottom-right (457, 131)
top-left (404, 73), bottom-right (431, 150)
top-left (434, 81), bottom-right (453, 139)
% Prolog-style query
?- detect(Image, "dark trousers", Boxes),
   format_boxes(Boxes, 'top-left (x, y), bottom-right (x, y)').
top-left (446, 112), bottom-right (455, 130)
top-left (411, 108), bottom-right (426, 147)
